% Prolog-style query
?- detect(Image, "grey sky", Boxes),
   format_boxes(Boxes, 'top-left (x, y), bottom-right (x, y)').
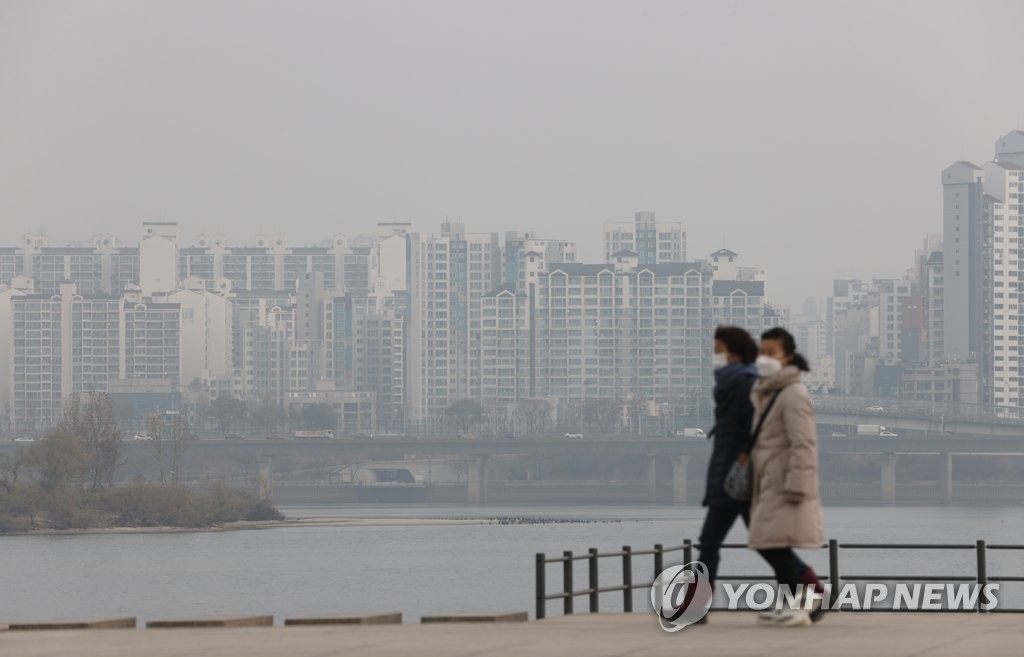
top-left (2, 0), bottom-right (1022, 306)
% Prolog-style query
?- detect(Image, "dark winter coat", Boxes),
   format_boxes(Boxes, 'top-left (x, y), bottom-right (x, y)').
top-left (702, 362), bottom-right (758, 507)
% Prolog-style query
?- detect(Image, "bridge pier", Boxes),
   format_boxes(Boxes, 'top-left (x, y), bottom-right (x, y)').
top-left (258, 456), bottom-right (273, 502)
top-left (881, 453), bottom-right (898, 504)
top-left (467, 456), bottom-right (489, 506)
top-left (648, 454), bottom-right (658, 505)
top-left (672, 454), bottom-right (689, 506)
top-left (940, 452), bottom-right (953, 505)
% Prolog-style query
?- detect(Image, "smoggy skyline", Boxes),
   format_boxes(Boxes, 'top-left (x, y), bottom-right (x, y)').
top-left (2, 0), bottom-right (1023, 306)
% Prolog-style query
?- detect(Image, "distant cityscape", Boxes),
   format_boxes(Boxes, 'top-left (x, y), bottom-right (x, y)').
top-left (1, 130), bottom-right (1022, 437)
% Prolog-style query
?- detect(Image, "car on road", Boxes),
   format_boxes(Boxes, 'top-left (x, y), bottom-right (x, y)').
top-left (675, 428), bottom-right (707, 438)
top-left (564, 432), bottom-right (584, 439)
top-left (866, 405), bottom-right (885, 413)
top-left (879, 430), bottom-right (899, 437)
top-left (831, 432), bottom-right (847, 437)
top-left (224, 433), bottom-right (245, 441)
top-left (13, 436), bottom-right (34, 443)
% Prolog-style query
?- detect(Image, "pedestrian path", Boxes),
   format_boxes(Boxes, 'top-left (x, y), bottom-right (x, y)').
top-left (2, 611), bottom-right (1021, 657)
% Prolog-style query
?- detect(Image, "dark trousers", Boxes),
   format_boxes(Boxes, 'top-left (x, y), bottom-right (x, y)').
top-left (697, 502), bottom-right (750, 583)
top-left (697, 503), bottom-right (809, 592)
top-left (757, 548), bottom-right (806, 594)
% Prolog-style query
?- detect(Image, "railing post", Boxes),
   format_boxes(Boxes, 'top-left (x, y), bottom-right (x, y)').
top-left (622, 545), bottom-right (633, 612)
top-left (588, 548), bottom-right (599, 613)
top-left (653, 543), bottom-right (664, 611)
top-left (828, 539), bottom-right (840, 609)
top-left (683, 538), bottom-right (692, 566)
top-left (976, 540), bottom-right (988, 613)
top-left (563, 550), bottom-right (574, 615)
top-left (536, 553), bottom-right (546, 620)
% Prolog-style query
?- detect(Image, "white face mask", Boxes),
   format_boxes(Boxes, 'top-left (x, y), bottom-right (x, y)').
top-left (756, 355), bottom-right (783, 378)
top-left (711, 353), bottom-right (728, 371)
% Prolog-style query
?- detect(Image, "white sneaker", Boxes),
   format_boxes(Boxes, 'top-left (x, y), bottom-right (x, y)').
top-left (758, 608), bottom-right (811, 628)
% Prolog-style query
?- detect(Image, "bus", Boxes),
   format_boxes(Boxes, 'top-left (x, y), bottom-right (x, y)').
top-left (293, 429), bottom-right (335, 440)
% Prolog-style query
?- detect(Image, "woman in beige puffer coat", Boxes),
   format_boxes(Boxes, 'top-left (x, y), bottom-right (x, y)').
top-left (747, 327), bottom-right (826, 627)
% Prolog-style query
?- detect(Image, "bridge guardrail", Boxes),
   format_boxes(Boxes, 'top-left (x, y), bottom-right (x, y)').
top-left (811, 396), bottom-right (1024, 427)
top-left (535, 539), bottom-right (1023, 619)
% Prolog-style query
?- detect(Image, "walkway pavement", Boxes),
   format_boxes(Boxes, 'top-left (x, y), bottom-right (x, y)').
top-left (3, 612), bottom-right (1022, 657)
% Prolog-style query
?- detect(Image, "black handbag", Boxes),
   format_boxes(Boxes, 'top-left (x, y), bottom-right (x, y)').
top-left (723, 390), bottom-right (781, 502)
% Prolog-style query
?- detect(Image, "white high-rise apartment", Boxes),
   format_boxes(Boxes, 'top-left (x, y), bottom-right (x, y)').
top-left (372, 223), bottom-right (410, 311)
top-left (924, 252), bottom-right (944, 365)
top-left (120, 287), bottom-right (182, 386)
top-left (1, 234), bottom-right (139, 296)
top-left (941, 161), bottom-right (986, 364)
top-left (603, 211), bottom-right (686, 264)
top-left (537, 261), bottom-right (713, 410)
top-left (984, 157), bottom-right (1024, 409)
top-left (139, 222), bottom-right (179, 296)
top-left (876, 278), bottom-right (913, 365)
top-left (478, 285), bottom-right (527, 419)
top-left (405, 223), bottom-right (501, 425)
top-left (10, 282), bottom-right (125, 431)
top-left (169, 278), bottom-right (233, 387)
top-left (940, 131), bottom-right (1024, 409)
top-left (503, 231), bottom-right (576, 291)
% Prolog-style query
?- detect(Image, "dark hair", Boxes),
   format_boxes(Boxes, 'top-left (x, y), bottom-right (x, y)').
top-left (761, 327), bottom-right (811, 372)
top-left (714, 326), bottom-right (759, 364)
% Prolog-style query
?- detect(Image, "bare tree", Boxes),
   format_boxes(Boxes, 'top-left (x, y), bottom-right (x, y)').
top-left (27, 431), bottom-right (88, 492)
top-left (449, 458), bottom-right (469, 483)
top-left (446, 400), bottom-right (484, 435)
top-left (146, 413), bottom-right (190, 484)
top-left (517, 398), bottom-right (552, 435)
top-left (59, 392), bottom-right (125, 489)
top-left (0, 449), bottom-right (30, 492)
top-left (583, 398), bottom-right (618, 433)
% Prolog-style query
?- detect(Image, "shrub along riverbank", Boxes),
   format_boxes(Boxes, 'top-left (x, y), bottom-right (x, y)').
top-left (0, 430), bottom-right (282, 533)
top-left (0, 480), bottom-right (283, 533)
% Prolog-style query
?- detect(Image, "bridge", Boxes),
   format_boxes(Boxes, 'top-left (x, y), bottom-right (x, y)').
top-left (5, 433), bottom-right (1021, 506)
top-left (140, 435), bottom-right (1024, 506)
top-left (158, 434), bottom-right (1024, 460)
top-left (812, 394), bottom-right (1024, 437)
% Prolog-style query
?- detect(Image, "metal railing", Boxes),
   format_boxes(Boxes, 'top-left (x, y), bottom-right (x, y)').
top-left (535, 538), bottom-right (1024, 619)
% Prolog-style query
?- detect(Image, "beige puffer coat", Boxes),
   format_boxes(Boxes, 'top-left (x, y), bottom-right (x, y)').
top-left (747, 366), bottom-right (824, 549)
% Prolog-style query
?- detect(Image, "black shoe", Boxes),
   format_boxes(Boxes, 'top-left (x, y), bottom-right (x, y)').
top-left (809, 594), bottom-right (827, 623)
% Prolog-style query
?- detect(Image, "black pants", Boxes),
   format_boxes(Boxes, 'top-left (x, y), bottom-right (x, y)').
top-left (697, 502), bottom-right (750, 583)
top-left (757, 548), bottom-right (805, 594)
top-left (697, 502), bottom-right (808, 592)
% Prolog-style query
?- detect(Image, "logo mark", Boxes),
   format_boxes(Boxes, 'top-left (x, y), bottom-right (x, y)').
top-left (650, 561), bottom-right (713, 632)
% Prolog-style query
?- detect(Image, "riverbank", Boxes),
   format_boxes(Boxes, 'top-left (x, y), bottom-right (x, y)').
top-left (10, 513), bottom-right (636, 536)
top-left (10, 516), bottom-right (498, 536)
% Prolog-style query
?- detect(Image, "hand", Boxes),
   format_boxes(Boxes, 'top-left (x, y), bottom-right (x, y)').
top-left (783, 490), bottom-right (804, 505)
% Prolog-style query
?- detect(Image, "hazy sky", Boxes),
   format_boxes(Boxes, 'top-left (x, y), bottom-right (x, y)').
top-left (2, 0), bottom-right (1023, 306)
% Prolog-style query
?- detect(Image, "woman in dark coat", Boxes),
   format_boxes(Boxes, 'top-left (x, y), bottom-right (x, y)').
top-left (697, 326), bottom-right (760, 587)
top-left (697, 326), bottom-right (825, 627)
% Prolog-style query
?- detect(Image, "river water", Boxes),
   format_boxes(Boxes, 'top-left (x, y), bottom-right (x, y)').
top-left (3, 505), bottom-right (1023, 624)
